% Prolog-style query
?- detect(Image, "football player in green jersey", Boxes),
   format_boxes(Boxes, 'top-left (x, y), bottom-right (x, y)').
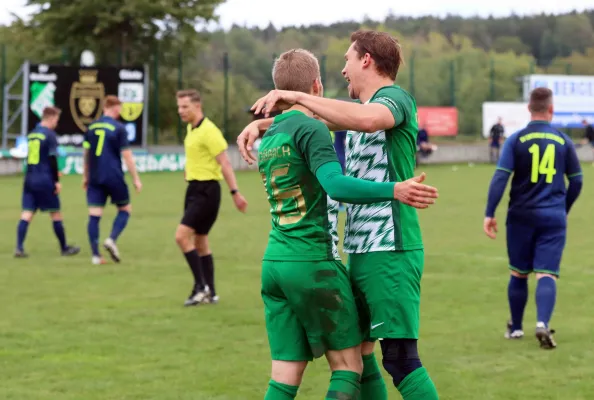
top-left (258, 48), bottom-right (438, 400)
top-left (239, 30), bottom-right (440, 400)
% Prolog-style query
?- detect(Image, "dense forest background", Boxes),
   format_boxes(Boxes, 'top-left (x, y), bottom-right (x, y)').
top-left (1, 1), bottom-right (594, 142)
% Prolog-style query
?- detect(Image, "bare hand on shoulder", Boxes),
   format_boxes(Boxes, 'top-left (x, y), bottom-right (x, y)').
top-left (251, 90), bottom-right (297, 118)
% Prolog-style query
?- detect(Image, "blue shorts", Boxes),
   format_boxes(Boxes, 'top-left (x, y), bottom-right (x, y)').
top-left (22, 186), bottom-right (60, 212)
top-left (87, 180), bottom-right (130, 207)
top-left (506, 221), bottom-right (566, 277)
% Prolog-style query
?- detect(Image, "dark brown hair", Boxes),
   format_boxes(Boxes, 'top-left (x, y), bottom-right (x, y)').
top-left (42, 106), bottom-right (61, 119)
top-left (350, 30), bottom-right (402, 80)
top-left (528, 87), bottom-right (553, 113)
top-left (272, 49), bottom-right (320, 93)
top-left (177, 89), bottom-right (201, 103)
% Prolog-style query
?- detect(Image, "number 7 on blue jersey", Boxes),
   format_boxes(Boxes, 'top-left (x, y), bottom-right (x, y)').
top-left (94, 129), bottom-right (106, 156)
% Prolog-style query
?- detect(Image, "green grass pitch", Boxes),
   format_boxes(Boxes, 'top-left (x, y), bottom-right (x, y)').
top-left (1, 164), bottom-right (593, 399)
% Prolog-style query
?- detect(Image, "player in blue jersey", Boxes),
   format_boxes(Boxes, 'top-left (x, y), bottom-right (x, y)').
top-left (15, 107), bottom-right (80, 258)
top-left (484, 87), bottom-right (583, 349)
top-left (83, 96), bottom-right (142, 265)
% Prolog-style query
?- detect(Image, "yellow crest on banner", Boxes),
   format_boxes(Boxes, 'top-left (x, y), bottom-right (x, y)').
top-left (121, 103), bottom-right (143, 122)
top-left (70, 70), bottom-right (105, 131)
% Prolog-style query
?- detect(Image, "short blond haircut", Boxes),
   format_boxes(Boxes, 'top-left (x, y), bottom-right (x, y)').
top-left (177, 89), bottom-right (201, 103)
top-left (272, 49), bottom-right (320, 93)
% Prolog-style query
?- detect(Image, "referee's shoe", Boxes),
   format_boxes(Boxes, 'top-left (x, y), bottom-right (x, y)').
top-left (184, 285), bottom-right (211, 306)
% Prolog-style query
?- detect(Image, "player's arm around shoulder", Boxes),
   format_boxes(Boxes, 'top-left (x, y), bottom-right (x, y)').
top-left (301, 91), bottom-right (396, 133)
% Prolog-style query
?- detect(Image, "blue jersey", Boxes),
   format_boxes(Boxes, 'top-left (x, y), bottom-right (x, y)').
top-left (84, 116), bottom-right (129, 185)
top-left (333, 130), bottom-right (346, 168)
top-left (25, 125), bottom-right (58, 189)
top-left (497, 121), bottom-right (582, 226)
top-left (417, 128), bottom-right (429, 145)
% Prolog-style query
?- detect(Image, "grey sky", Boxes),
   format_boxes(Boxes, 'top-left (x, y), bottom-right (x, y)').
top-left (1, 0), bottom-right (592, 28)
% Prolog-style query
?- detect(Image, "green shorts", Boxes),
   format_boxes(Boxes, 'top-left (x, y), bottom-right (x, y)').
top-left (348, 250), bottom-right (424, 341)
top-left (261, 259), bottom-right (362, 361)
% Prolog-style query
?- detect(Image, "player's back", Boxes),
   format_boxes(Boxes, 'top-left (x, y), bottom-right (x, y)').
top-left (258, 110), bottom-right (338, 261)
top-left (84, 116), bottom-right (127, 185)
top-left (25, 126), bottom-right (57, 190)
top-left (506, 121), bottom-right (578, 226)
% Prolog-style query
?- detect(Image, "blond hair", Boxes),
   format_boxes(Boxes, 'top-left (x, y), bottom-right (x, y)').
top-left (272, 49), bottom-right (320, 93)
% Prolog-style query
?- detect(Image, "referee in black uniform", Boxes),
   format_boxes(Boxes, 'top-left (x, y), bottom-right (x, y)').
top-left (175, 89), bottom-right (248, 307)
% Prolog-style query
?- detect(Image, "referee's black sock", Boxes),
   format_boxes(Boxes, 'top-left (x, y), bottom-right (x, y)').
top-left (184, 250), bottom-right (205, 289)
top-left (201, 254), bottom-right (215, 296)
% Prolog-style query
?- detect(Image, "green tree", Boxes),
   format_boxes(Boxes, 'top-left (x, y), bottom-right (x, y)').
top-left (492, 36), bottom-right (531, 55)
top-left (25, 0), bottom-right (225, 64)
top-left (554, 13), bottom-right (594, 57)
top-left (539, 29), bottom-right (559, 66)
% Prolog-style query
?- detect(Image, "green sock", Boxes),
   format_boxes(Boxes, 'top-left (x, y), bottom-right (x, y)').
top-left (326, 370), bottom-right (361, 400)
top-left (264, 380), bottom-right (299, 400)
top-left (360, 353), bottom-right (388, 400)
top-left (397, 367), bottom-right (439, 400)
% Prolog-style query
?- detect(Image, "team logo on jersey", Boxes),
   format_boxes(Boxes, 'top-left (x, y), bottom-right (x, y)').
top-left (70, 70), bottom-right (105, 132)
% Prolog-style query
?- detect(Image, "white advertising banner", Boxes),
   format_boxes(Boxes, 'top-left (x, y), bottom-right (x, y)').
top-left (523, 74), bottom-right (594, 113)
top-left (484, 102), bottom-right (594, 133)
top-left (482, 102), bottom-right (531, 138)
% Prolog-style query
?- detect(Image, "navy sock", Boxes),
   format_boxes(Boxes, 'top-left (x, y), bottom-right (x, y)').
top-left (109, 211), bottom-right (130, 242)
top-left (508, 275), bottom-right (528, 331)
top-left (16, 219), bottom-right (29, 251)
top-left (87, 216), bottom-right (101, 257)
top-left (52, 220), bottom-right (67, 251)
top-left (536, 276), bottom-right (557, 327)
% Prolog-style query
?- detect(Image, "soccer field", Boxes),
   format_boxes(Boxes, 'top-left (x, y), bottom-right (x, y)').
top-left (1, 164), bottom-right (593, 400)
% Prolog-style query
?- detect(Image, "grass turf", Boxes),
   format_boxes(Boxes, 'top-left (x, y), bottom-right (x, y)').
top-left (0, 164), bottom-right (593, 399)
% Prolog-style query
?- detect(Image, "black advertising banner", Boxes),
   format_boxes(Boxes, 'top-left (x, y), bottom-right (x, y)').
top-left (28, 64), bottom-right (146, 146)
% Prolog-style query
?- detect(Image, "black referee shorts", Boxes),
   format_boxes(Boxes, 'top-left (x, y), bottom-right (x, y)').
top-left (181, 180), bottom-right (221, 235)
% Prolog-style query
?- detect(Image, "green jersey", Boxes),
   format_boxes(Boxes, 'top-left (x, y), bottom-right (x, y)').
top-left (344, 85), bottom-right (423, 253)
top-left (258, 110), bottom-right (340, 261)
